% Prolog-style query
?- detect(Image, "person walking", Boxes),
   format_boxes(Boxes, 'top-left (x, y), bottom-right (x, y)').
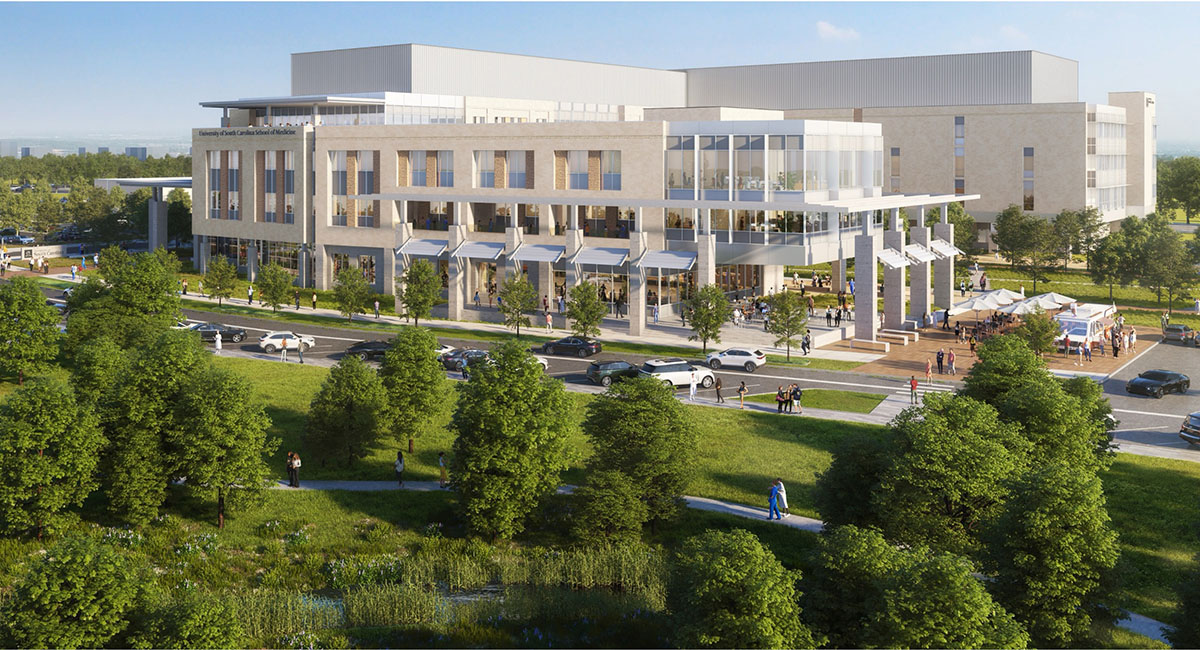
top-left (214, 331), bottom-right (222, 356)
top-left (825, 306), bottom-right (833, 327)
top-left (312, 292), bottom-right (318, 310)
top-left (374, 299), bottom-right (381, 319)
top-left (776, 478), bottom-right (790, 518)
top-left (280, 336), bottom-right (289, 362)
top-left (1130, 327), bottom-right (1138, 352)
top-left (298, 341), bottom-right (305, 365)
top-left (688, 370), bottom-right (698, 401)
top-left (394, 451), bottom-right (405, 487)
top-left (767, 481), bottom-right (782, 520)
top-left (801, 333), bottom-right (811, 356)
top-left (1084, 342), bottom-right (1092, 363)
top-left (558, 294), bottom-right (565, 313)
top-left (438, 452), bottom-right (448, 488)
top-left (775, 385), bottom-right (786, 413)
top-left (294, 290), bottom-right (300, 310)
top-left (473, 290), bottom-right (481, 308)
top-left (910, 375), bottom-right (919, 404)
top-left (969, 334), bottom-right (977, 356)
top-left (70, 264), bottom-right (76, 281)
top-left (925, 358), bottom-right (933, 386)
top-left (652, 303), bottom-right (659, 323)
top-left (791, 384), bottom-right (803, 415)
top-left (544, 310), bottom-right (553, 332)
top-left (737, 381), bottom-right (748, 409)
top-left (947, 348), bottom-right (956, 375)
top-left (285, 452), bottom-right (295, 487)
top-left (247, 284), bottom-right (254, 305)
top-left (936, 348), bottom-right (945, 374)
top-left (714, 376), bottom-right (724, 404)
top-left (287, 452), bottom-right (302, 488)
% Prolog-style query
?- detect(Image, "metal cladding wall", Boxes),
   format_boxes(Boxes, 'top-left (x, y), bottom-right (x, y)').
top-left (292, 44), bottom-right (414, 95)
top-left (682, 51), bottom-right (1079, 110)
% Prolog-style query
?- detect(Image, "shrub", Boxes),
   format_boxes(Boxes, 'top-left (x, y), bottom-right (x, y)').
top-left (128, 590), bottom-right (245, 649)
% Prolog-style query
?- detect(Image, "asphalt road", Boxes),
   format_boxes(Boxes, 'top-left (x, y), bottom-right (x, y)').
top-left (1101, 338), bottom-right (1200, 455)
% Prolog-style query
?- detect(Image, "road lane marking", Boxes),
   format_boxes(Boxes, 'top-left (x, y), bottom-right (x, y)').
top-left (1105, 340), bottom-right (1162, 380)
top-left (1112, 408), bottom-right (1188, 419)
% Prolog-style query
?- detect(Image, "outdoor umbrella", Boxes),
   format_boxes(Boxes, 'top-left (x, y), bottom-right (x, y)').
top-left (1031, 291), bottom-right (1076, 305)
top-left (998, 300), bottom-right (1044, 316)
top-left (949, 294), bottom-right (1003, 318)
top-left (984, 288), bottom-right (1024, 304)
top-left (1021, 294), bottom-right (1064, 311)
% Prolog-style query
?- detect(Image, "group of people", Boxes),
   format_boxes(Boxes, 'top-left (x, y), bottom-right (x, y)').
top-left (284, 452), bottom-right (302, 487)
top-left (767, 478), bottom-right (790, 520)
top-left (773, 384), bottom-right (804, 414)
top-left (925, 347), bottom-right (958, 380)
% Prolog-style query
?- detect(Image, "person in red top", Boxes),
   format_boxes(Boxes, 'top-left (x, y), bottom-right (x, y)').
top-left (910, 375), bottom-right (919, 404)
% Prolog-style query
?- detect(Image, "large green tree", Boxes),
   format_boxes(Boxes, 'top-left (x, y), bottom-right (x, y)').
top-left (378, 326), bottom-right (447, 453)
top-left (685, 283), bottom-right (729, 353)
top-left (65, 246), bottom-right (182, 352)
top-left (398, 258), bottom-right (441, 326)
top-left (925, 202), bottom-right (978, 262)
top-left (765, 290), bottom-right (807, 359)
top-left (171, 366), bottom-right (278, 528)
top-left (1160, 156), bottom-right (1200, 223)
top-left (0, 379), bottom-right (103, 539)
top-left (0, 276), bottom-right (61, 385)
top-left (1087, 229), bottom-right (1126, 300)
top-left (497, 270), bottom-right (539, 337)
top-left (165, 188), bottom-right (192, 249)
top-left (202, 255), bottom-right (238, 306)
top-left (565, 282), bottom-right (606, 339)
top-left (571, 469), bottom-right (648, 543)
top-left (992, 204), bottom-right (1039, 269)
top-left (1013, 307), bottom-right (1058, 356)
top-left (255, 262), bottom-right (294, 313)
top-left (450, 339), bottom-right (572, 540)
top-left (813, 430), bottom-right (893, 530)
top-left (306, 355), bottom-right (389, 467)
top-left (1140, 214), bottom-right (1195, 312)
top-left (670, 529), bottom-right (814, 649)
top-left (333, 267), bottom-right (370, 321)
top-left (581, 376), bottom-right (698, 526)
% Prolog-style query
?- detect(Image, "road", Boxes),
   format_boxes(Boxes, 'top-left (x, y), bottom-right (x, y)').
top-left (1100, 338), bottom-right (1200, 458)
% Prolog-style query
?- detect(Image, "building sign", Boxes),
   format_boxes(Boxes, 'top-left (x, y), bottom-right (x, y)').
top-left (197, 128), bottom-right (298, 137)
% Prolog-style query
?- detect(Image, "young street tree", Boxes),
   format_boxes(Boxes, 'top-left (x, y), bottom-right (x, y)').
top-left (171, 366), bottom-right (278, 529)
top-left (306, 355), bottom-right (389, 467)
top-left (571, 469), bottom-right (648, 543)
top-left (1013, 307), bottom-right (1058, 357)
top-left (255, 263), bottom-right (294, 313)
top-left (685, 283), bottom-right (730, 353)
top-left (378, 326), bottom-right (447, 453)
top-left (1087, 230), bottom-right (1126, 301)
top-left (0, 276), bottom-right (61, 385)
top-left (497, 270), bottom-right (539, 337)
top-left (202, 255), bottom-right (238, 306)
top-left (565, 282), bottom-right (606, 339)
top-left (992, 205), bottom-right (1039, 269)
top-left (765, 290), bottom-right (807, 360)
top-left (0, 379), bottom-right (103, 539)
top-left (65, 247), bottom-right (183, 353)
top-left (582, 376), bottom-right (698, 526)
top-left (1023, 220), bottom-right (1060, 292)
top-left (333, 267), bottom-right (370, 321)
top-left (398, 258), bottom-right (441, 326)
top-left (450, 339), bottom-right (573, 540)
top-left (670, 528), bottom-right (815, 650)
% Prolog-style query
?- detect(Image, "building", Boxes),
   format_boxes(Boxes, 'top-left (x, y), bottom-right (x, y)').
top-left (189, 44), bottom-right (1153, 345)
top-left (125, 147), bottom-right (149, 161)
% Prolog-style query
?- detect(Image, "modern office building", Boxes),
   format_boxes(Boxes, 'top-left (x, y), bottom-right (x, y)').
top-left (189, 44), bottom-right (1153, 344)
top-left (125, 147), bottom-right (149, 161)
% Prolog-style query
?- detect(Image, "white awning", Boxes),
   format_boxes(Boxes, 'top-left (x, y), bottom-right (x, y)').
top-left (451, 241), bottom-right (506, 261)
top-left (639, 250), bottom-right (697, 271)
top-left (877, 248), bottom-right (911, 269)
top-left (929, 238), bottom-right (964, 257)
top-left (509, 244), bottom-right (565, 264)
top-left (398, 238), bottom-right (448, 257)
top-left (904, 243), bottom-right (937, 263)
top-left (572, 247), bottom-right (629, 266)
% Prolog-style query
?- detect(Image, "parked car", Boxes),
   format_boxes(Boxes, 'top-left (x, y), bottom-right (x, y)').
top-left (435, 343), bottom-right (456, 357)
top-left (440, 348), bottom-right (489, 371)
top-left (1125, 369), bottom-right (1190, 398)
top-left (586, 359), bottom-right (639, 386)
top-left (533, 355), bottom-right (550, 371)
top-left (1, 234), bottom-right (34, 245)
top-left (706, 347), bottom-right (767, 372)
top-left (1180, 411), bottom-right (1200, 446)
top-left (1164, 324), bottom-right (1195, 343)
top-left (258, 331), bottom-right (315, 353)
top-left (638, 358), bottom-right (715, 389)
top-left (346, 339), bottom-right (393, 361)
top-left (187, 322), bottom-right (247, 343)
top-left (541, 336), bottom-right (602, 358)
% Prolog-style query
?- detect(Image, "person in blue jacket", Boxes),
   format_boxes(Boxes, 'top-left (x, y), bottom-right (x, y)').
top-left (767, 480), bottom-right (782, 520)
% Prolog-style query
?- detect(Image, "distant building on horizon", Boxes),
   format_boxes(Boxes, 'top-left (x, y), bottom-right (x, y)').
top-left (125, 146), bottom-right (148, 161)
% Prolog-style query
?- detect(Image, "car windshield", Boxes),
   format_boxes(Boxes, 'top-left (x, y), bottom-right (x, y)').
top-left (1065, 325), bottom-right (1088, 337)
top-left (1190, 414), bottom-right (1200, 427)
top-left (1141, 371), bottom-right (1169, 381)
top-left (753, 350), bottom-right (765, 356)
top-left (640, 363), bottom-right (658, 373)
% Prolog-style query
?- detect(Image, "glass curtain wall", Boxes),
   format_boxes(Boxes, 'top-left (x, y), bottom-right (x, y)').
top-left (665, 136), bottom-right (695, 199)
top-left (227, 151), bottom-right (240, 220)
top-left (769, 136), bottom-right (803, 192)
top-left (733, 136), bottom-right (764, 200)
top-left (330, 151), bottom-right (348, 226)
top-left (700, 136), bottom-right (729, 200)
top-left (356, 151), bottom-right (376, 227)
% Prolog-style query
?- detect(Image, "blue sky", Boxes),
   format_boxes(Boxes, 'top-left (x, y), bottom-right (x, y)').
top-left (1, 2), bottom-right (1196, 144)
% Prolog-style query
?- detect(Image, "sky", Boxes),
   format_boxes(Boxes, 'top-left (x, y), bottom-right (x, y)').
top-left (1, 1), bottom-right (1197, 146)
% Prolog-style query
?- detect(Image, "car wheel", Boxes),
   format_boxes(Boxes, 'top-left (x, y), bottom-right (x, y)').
top-left (701, 376), bottom-right (714, 389)
top-left (357, 352), bottom-right (369, 361)
top-left (542, 344), bottom-right (551, 353)
top-left (578, 349), bottom-right (588, 358)
top-left (600, 376), bottom-right (612, 387)
top-left (709, 359), bottom-right (721, 369)
top-left (744, 361), bottom-right (756, 373)
top-left (1184, 382), bottom-right (1191, 393)
top-left (663, 379), bottom-right (675, 389)
top-left (264, 344), bottom-right (277, 354)
top-left (301, 343), bottom-right (312, 352)
top-left (1155, 389), bottom-right (1164, 399)
top-left (232, 334), bottom-right (244, 343)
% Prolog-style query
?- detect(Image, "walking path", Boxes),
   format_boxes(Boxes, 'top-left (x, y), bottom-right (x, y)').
top-left (272, 478), bottom-right (1169, 644)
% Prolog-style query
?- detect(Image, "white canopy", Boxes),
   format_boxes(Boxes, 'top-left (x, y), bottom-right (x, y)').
top-left (451, 241), bottom-right (505, 261)
top-left (1031, 291), bottom-right (1076, 305)
top-left (984, 288), bottom-right (1025, 303)
top-left (904, 243), bottom-right (938, 263)
top-left (639, 250), bottom-right (697, 271)
top-left (998, 299), bottom-right (1049, 315)
top-left (949, 294), bottom-right (1002, 316)
top-left (572, 247), bottom-right (629, 266)
top-left (398, 238), bottom-right (448, 257)
top-left (509, 244), bottom-right (565, 264)
top-left (929, 238), bottom-right (964, 258)
top-left (877, 248), bottom-right (911, 270)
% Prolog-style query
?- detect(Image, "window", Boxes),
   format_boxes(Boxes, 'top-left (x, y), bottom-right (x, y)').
top-left (954, 117), bottom-right (965, 193)
top-left (700, 136), bottom-right (729, 191)
top-left (1087, 170), bottom-right (1097, 188)
top-left (411, 150), bottom-right (427, 186)
top-left (208, 151), bottom-right (221, 219)
top-left (733, 136), bottom-right (763, 194)
top-left (331, 151), bottom-right (348, 226)
top-left (263, 151), bottom-right (277, 223)
top-left (1023, 147), bottom-right (1035, 210)
top-left (955, 178), bottom-right (965, 195)
top-left (1087, 137), bottom-right (1096, 155)
top-left (567, 151), bottom-right (588, 189)
top-left (768, 135), bottom-right (803, 191)
top-left (283, 151), bottom-right (295, 224)
top-left (889, 147), bottom-right (900, 192)
top-left (227, 151), bottom-right (240, 220)
top-left (437, 150), bottom-right (454, 187)
top-left (476, 150), bottom-right (495, 188)
top-left (507, 150), bottom-right (527, 189)
top-left (602, 150), bottom-right (621, 190)
top-left (357, 150), bottom-right (375, 195)
top-left (665, 136), bottom-right (695, 196)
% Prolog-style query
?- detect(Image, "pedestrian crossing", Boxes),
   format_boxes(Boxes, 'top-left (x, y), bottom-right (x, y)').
top-left (892, 383), bottom-right (957, 395)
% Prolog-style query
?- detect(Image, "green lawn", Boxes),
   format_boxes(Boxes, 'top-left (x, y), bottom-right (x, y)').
top-left (744, 388), bottom-right (887, 414)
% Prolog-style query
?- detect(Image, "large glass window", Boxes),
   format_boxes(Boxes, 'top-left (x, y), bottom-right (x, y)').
top-left (507, 150), bottom-right (527, 189)
top-left (700, 136), bottom-right (729, 192)
top-left (890, 147), bottom-right (901, 192)
top-left (357, 150), bottom-right (376, 195)
top-left (954, 116), bottom-right (965, 193)
top-left (476, 150), bottom-right (495, 188)
top-left (602, 151), bottom-right (621, 190)
top-left (768, 135), bottom-right (803, 191)
top-left (283, 150), bottom-right (295, 224)
top-left (568, 150), bottom-right (588, 189)
top-left (266, 241), bottom-right (299, 272)
top-left (263, 151), bottom-right (277, 223)
top-left (665, 136), bottom-right (695, 198)
top-left (437, 150), bottom-right (454, 187)
top-left (331, 151), bottom-right (348, 226)
top-left (733, 136), bottom-right (764, 195)
top-left (208, 151), bottom-right (220, 219)
top-left (227, 151), bottom-right (240, 220)
top-left (411, 150), bottom-right (427, 186)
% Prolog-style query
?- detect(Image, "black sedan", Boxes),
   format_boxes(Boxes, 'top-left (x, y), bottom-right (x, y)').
top-left (346, 339), bottom-right (393, 361)
top-left (1125, 369), bottom-right (1190, 398)
top-left (440, 348), bottom-right (489, 371)
top-left (187, 322), bottom-right (247, 344)
top-left (541, 337), bottom-right (602, 358)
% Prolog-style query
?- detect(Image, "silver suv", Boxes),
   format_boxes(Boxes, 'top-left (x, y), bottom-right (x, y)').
top-left (638, 358), bottom-right (715, 389)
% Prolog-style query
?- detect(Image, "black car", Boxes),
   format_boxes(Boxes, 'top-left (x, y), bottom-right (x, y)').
top-left (1179, 411), bottom-right (1200, 446)
top-left (188, 322), bottom-right (247, 344)
top-left (440, 348), bottom-right (489, 371)
top-left (1125, 369), bottom-right (1190, 398)
top-left (541, 337), bottom-right (602, 358)
top-left (346, 339), bottom-right (393, 361)
top-left (585, 360), bottom-right (639, 387)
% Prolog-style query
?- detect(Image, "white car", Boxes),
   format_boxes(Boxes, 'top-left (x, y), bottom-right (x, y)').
top-left (638, 358), bottom-right (715, 389)
top-left (258, 331), bottom-right (316, 353)
top-left (435, 343), bottom-right (456, 357)
top-left (706, 347), bottom-right (767, 372)
top-left (534, 355), bottom-right (550, 371)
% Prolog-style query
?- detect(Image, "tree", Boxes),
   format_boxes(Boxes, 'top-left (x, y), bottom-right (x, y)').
top-left (1013, 307), bottom-right (1058, 356)
top-left (497, 270), bottom-right (538, 337)
top-left (165, 188), bottom-right (192, 249)
top-left (1088, 230), bottom-right (1126, 300)
top-left (581, 376), bottom-right (698, 525)
top-left (983, 466), bottom-right (1119, 647)
top-left (1051, 208), bottom-right (1083, 265)
top-left (992, 204), bottom-right (1038, 269)
top-left (765, 290), bottom-right (807, 359)
top-left (1022, 220), bottom-right (1059, 292)
top-left (670, 528), bottom-right (814, 649)
top-left (128, 591), bottom-right (245, 650)
top-left (171, 366), bottom-right (278, 528)
top-left (685, 284), bottom-right (729, 353)
top-left (306, 355), bottom-right (389, 467)
top-left (450, 339), bottom-right (572, 540)
top-left (1140, 216), bottom-right (1196, 313)
top-left (565, 282), bottom-right (606, 339)
top-left (0, 379), bottom-right (103, 539)
top-left (398, 258), bottom-right (440, 327)
top-left (1170, 551), bottom-right (1200, 648)
top-left (203, 255), bottom-right (238, 306)
top-left (1161, 156), bottom-right (1200, 224)
top-left (378, 326), bottom-right (447, 453)
top-left (333, 267), bottom-right (370, 321)
top-left (64, 247), bottom-right (183, 354)
top-left (0, 276), bottom-right (61, 385)
top-left (2, 536), bottom-right (139, 649)
top-left (813, 430), bottom-right (893, 530)
top-left (70, 336), bottom-right (127, 406)
top-left (571, 469), bottom-right (648, 543)
top-left (255, 262), bottom-right (293, 313)
top-left (961, 334), bottom-right (1052, 406)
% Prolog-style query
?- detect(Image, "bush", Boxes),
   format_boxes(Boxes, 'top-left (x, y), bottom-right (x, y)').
top-left (571, 469), bottom-right (649, 543)
top-left (129, 590), bottom-right (245, 649)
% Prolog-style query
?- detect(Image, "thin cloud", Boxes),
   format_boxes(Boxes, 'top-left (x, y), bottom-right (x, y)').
top-left (999, 25), bottom-right (1029, 42)
top-left (817, 20), bottom-right (860, 41)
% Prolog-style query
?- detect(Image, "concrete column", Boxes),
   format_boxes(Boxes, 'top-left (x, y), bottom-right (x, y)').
top-left (761, 265), bottom-right (785, 295)
top-left (447, 223), bottom-right (468, 321)
top-left (388, 216), bottom-right (412, 310)
top-left (854, 232), bottom-right (881, 342)
top-left (934, 221), bottom-right (956, 309)
top-left (909, 207), bottom-right (932, 323)
top-left (245, 240), bottom-right (259, 282)
top-left (148, 187), bottom-right (168, 252)
top-left (628, 230), bottom-right (648, 336)
top-left (313, 245), bottom-right (328, 290)
top-left (883, 208), bottom-right (906, 331)
top-left (696, 233), bottom-right (717, 287)
top-left (194, 235), bottom-right (208, 274)
top-left (536, 262), bottom-right (554, 307)
top-left (831, 254), bottom-right (846, 294)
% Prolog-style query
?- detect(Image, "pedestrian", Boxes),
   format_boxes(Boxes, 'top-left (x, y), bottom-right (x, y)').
top-left (791, 384), bottom-right (803, 414)
top-left (214, 331), bottom-right (222, 355)
top-left (737, 381), bottom-right (748, 409)
top-left (285, 452), bottom-right (295, 487)
top-left (947, 349), bottom-right (956, 375)
top-left (80, 256), bottom-right (86, 270)
top-left (955, 321), bottom-right (962, 342)
top-left (394, 451), bottom-right (405, 487)
top-left (776, 478), bottom-right (790, 517)
top-left (558, 294), bottom-right (565, 313)
top-left (474, 290), bottom-right (480, 308)
top-left (92, 253), bottom-right (98, 268)
top-left (438, 451), bottom-right (448, 488)
top-left (688, 370), bottom-right (698, 401)
top-left (374, 299), bottom-right (380, 319)
top-left (825, 306), bottom-right (833, 327)
top-left (942, 308), bottom-right (951, 330)
top-left (969, 335), bottom-right (977, 356)
top-left (925, 358), bottom-right (933, 385)
top-left (280, 336), bottom-right (289, 362)
top-left (652, 303), bottom-right (659, 323)
top-left (936, 348), bottom-right (945, 374)
top-left (1123, 331), bottom-right (1130, 355)
top-left (783, 383), bottom-right (793, 414)
top-left (775, 385), bottom-right (786, 413)
top-left (247, 284), bottom-right (254, 305)
top-left (1130, 327), bottom-right (1137, 352)
top-left (767, 480), bottom-right (782, 520)
top-left (70, 264), bottom-right (76, 281)
top-left (910, 375), bottom-right (919, 404)
top-left (1084, 342), bottom-right (1092, 362)
top-left (312, 292), bottom-right (318, 310)
top-left (960, 280), bottom-right (966, 296)
top-left (294, 290), bottom-right (300, 310)
top-left (834, 308), bottom-right (842, 327)
top-left (545, 310), bottom-right (553, 331)
top-left (714, 376), bottom-right (724, 403)
top-left (288, 452), bottom-right (302, 488)
top-left (801, 333), bottom-right (811, 356)
top-left (1098, 337), bottom-right (1105, 357)
top-left (182, 279), bottom-right (188, 295)
top-left (1076, 342), bottom-right (1084, 366)
top-left (298, 341), bottom-right (305, 365)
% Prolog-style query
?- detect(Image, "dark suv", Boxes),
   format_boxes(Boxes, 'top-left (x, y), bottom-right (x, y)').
top-left (585, 360), bottom-right (639, 387)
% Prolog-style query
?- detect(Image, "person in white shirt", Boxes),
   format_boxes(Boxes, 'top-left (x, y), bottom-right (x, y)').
top-left (688, 370), bottom-right (697, 401)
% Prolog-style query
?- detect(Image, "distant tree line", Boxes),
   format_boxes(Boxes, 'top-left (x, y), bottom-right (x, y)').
top-left (0, 152), bottom-right (191, 187)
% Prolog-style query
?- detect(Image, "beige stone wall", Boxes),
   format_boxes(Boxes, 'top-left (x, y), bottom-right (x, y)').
top-left (587, 150), bottom-right (601, 190)
top-left (396, 151), bottom-right (409, 187)
top-left (554, 150), bottom-right (566, 190)
top-left (525, 150), bottom-right (536, 189)
top-left (494, 150), bottom-right (507, 189)
top-left (425, 151), bottom-right (437, 188)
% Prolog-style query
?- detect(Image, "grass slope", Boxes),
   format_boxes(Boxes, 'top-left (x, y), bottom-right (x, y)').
top-left (743, 388), bottom-right (887, 414)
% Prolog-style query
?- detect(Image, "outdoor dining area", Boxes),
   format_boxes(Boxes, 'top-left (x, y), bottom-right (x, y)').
top-left (946, 289), bottom-right (1078, 341)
